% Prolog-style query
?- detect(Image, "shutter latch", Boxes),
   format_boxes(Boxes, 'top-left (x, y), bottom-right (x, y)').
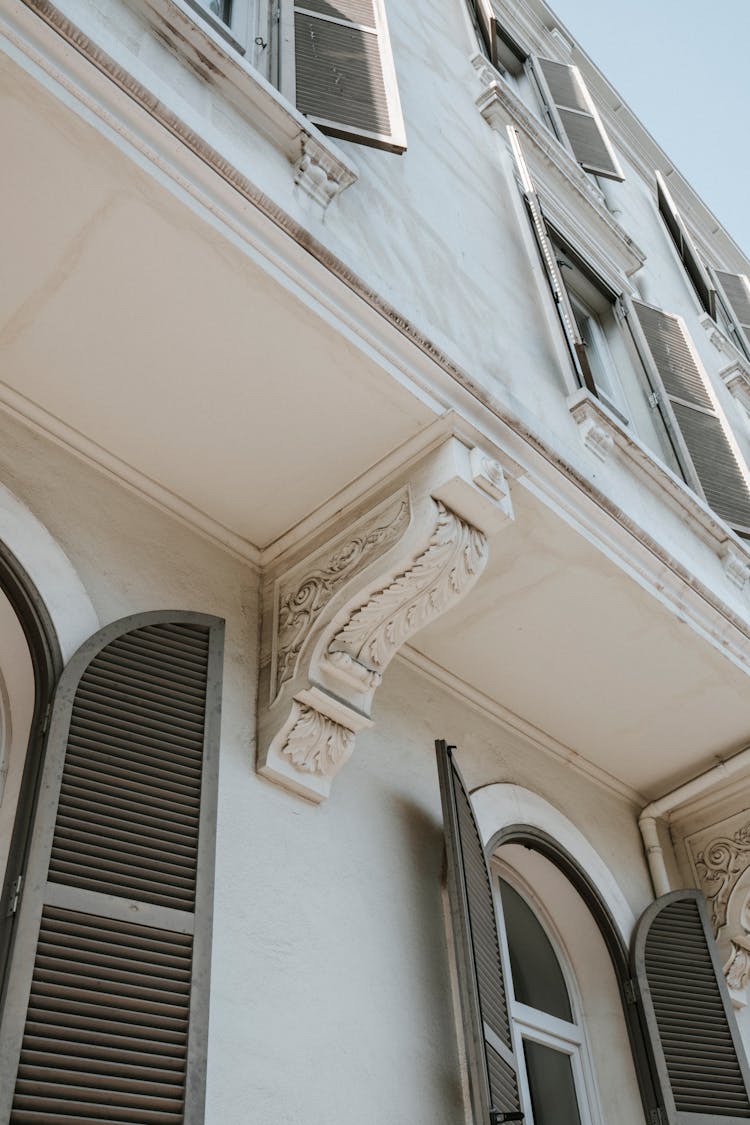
top-left (491, 1114), bottom-right (524, 1123)
top-left (7, 874), bottom-right (22, 916)
top-left (624, 978), bottom-right (638, 1004)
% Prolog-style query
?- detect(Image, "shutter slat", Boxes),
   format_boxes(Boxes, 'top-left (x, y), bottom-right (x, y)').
top-left (435, 741), bottom-right (521, 1123)
top-left (534, 57), bottom-right (623, 180)
top-left (715, 270), bottom-right (750, 353)
top-left (656, 173), bottom-right (715, 317)
top-left (633, 301), bottom-right (750, 533)
top-left (632, 890), bottom-right (750, 1121)
top-left (293, 0), bottom-right (405, 151)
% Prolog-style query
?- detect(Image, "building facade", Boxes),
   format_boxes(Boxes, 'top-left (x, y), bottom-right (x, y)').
top-left (2, 0), bottom-right (750, 1120)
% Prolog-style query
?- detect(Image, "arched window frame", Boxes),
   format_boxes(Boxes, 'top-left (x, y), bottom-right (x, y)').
top-left (491, 858), bottom-right (604, 1125)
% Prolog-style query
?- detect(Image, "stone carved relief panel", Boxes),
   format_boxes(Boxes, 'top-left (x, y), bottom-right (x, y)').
top-left (688, 808), bottom-right (750, 997)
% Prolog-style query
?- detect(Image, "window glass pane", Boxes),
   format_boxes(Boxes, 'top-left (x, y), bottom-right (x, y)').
top-left (499, 879), bottom-right (572, 1021)
top-left (523, 1039), bottom-right (582, 1125)
top-left (197, 0), bottom-right (231, 22)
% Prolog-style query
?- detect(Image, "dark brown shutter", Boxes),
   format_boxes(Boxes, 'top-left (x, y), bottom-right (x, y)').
top-left (632, 300), bottom-right (750, 534)
top-left (293, 0), bottom-right (406, 152)
top-left (656, 172), bottom-right (715, 317)
top-left (435, 740), bottom-right (521, 1124)
top-left (632, 890), bottom-right (750, 1123)
top-left (715, 270), bottom-right (750, 354)
top-left (508, 127), bottom-right (597, 397)
top-left (0, 613), bottom-right (224, 1124)
top-left (533, 57), bottom-right (623, 181)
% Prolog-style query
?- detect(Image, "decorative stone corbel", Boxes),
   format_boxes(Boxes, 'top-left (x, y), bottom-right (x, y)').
top-left (722, 359), bottom-right (750, 414)
top-left (294, 134), bottom-right (358, 209)
top-left (722, 542), bottom-right (750, 591)
top-left (568, 390), bottom-right (616, 463)
top-left (257, 438), bottom-right (514, 802)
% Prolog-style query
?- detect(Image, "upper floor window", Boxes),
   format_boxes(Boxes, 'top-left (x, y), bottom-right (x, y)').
top-left (186, 0), bottom-right (408, 152)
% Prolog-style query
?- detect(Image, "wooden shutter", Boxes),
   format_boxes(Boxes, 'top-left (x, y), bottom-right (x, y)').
top-left (656, 172), bottom-right (715, 317)
top-left (0, 612), bottom-right (224, 1124)
top-left (632, 300), bottom-right (750, 534)
top-left (469, 0), bottom-right (499, 67)
top-left (508, 127), bottom-right (596, 397)
top-left (435, 740), bottom-right (522, 1124)
top-left (291, 0), bottom-right (406, 153)
top-left (532, 57), bottom-right (623, 181)
top-left (714, 270), bottom-right (750, 353)
top-left (632, 890), bottom-right (750, 1123)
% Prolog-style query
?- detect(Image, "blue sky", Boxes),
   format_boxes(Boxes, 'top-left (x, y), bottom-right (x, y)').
top-left (547, 0), bottom-right (750, 260)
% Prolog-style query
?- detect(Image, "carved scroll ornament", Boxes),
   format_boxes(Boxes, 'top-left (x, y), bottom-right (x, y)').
top-left (257, 439), bottom-right (514, 802)
top-left (696, 822), bottom-right (750, 932)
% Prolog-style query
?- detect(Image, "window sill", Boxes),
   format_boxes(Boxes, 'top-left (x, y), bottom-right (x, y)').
top-left (472, 54), bottom-right (645, 285)
top-left (20, 0), bottom-right (358, 205)
top-left (568, 388), bottom-right (750, 590)
top-left (127, 0), bottom-right (359, 205)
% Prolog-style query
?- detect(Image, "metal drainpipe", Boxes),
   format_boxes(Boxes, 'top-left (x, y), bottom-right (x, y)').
top-left (639, 746), bottom-right (750, 897)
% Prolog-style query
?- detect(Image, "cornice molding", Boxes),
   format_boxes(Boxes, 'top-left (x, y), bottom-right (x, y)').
top-left (472, 57), bottom-right (644, 283)
top-left (257, 438), bottom-right (514, 802)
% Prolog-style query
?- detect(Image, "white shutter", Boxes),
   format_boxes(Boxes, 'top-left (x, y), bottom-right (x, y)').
top-left (656, 172), bottom-right (715, 317)
top-left (0, 613), bottom-right (224, 1124)
top-left (435, 741), bottom-right (522, 1124)
top-left (632, 890), bottom-right (750, 1123)
top-left (633, 300), bottom-right (750, 534)
top-left (533, 57), bottom-right (624, 181)
top-left (469, 0), bottom-right (499, 66)
top-left (291, 0), bottom-right (406, 152)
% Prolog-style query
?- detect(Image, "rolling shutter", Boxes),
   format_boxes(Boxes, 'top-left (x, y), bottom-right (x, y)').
top-left (632, 300), bottom-right (750, 534)
top-left (656, 172), bottom-right (715, 317)
top-left (632, 890), bottom-right (750, 1123)
top-left (0, 612), bottom-right (224, 1124)
top-left (714, 270), bottom-right (750, 354)
top-left (292, 0), bottom-right (406, 152)
top-left (435, 740), bottom-right (521, 1124)
top-left (508, 127), bottom-right (596, 397)
top-left (532, 57), bottom-right (623, 181)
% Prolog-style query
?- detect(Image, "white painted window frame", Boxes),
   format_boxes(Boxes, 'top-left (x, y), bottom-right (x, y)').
top-left (492, 862), bottom-right (604, 1125)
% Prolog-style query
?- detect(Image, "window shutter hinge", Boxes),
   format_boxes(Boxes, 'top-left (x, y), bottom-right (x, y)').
top-left (624, 978), bottom-right (638, 1004)
top-left (41, 700), bottom-right (52, 735)
top-left (491, 1114), bottom-right (524, 1124)
top-left (616, 296), bottom-right (629, 320)
top-left (650, 1109), bottom-right (665, 1125)
top-left (7, 874), bottom-right (23, 916)
top-left (647, 391), bottom-right (660, 409)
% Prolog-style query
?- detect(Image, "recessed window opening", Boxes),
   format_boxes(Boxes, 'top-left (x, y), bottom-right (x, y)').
top-left (495, 26), bottom-right (526, 76)
top-left (497, 873), bottom-right (591, 1125)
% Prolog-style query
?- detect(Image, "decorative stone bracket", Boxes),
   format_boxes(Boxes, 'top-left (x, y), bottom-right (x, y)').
top-left (257, 438), bottom-right (514, 802)
top-left (696, 820), bottom-right (750, 1003)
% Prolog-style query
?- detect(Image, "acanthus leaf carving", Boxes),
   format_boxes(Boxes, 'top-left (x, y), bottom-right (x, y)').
top-left (725, 934), bottom-right (750, 993)
top-left (273, 492), bottom-right (410, 699)
top-left (326, 501), bottom-right (487, 678)
top-left (281, 702), bottom-right (355, 777)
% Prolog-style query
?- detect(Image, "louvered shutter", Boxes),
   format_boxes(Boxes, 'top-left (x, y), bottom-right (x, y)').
top-left (435, 741), bottom-right (521, 1124)
top-left (714, 270), bottom-right (750, 354)
top-left (0, 612), bottom-right (224, 1124)
top-left (291, 0), bottom-right (406, 153)
top-left (508, 127), bottom-right (596, 398)
top-left (532, 57), bottom-right (623, 181)
top-left (632, 890), bottom-right (750, 1123)
top-left (469, 0), bottom-right (498, 66)
top-left (656, 172), bottom-right (715, 317)
top-left (632, 300), bottom-right (750, 534)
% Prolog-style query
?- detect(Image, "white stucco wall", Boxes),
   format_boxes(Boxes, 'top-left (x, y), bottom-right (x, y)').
top-left (0, 409), bottom-right (658, 1123)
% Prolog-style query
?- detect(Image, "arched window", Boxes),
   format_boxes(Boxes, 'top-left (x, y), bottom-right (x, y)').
top-left (494, 869), bottom-right (599, 1125)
